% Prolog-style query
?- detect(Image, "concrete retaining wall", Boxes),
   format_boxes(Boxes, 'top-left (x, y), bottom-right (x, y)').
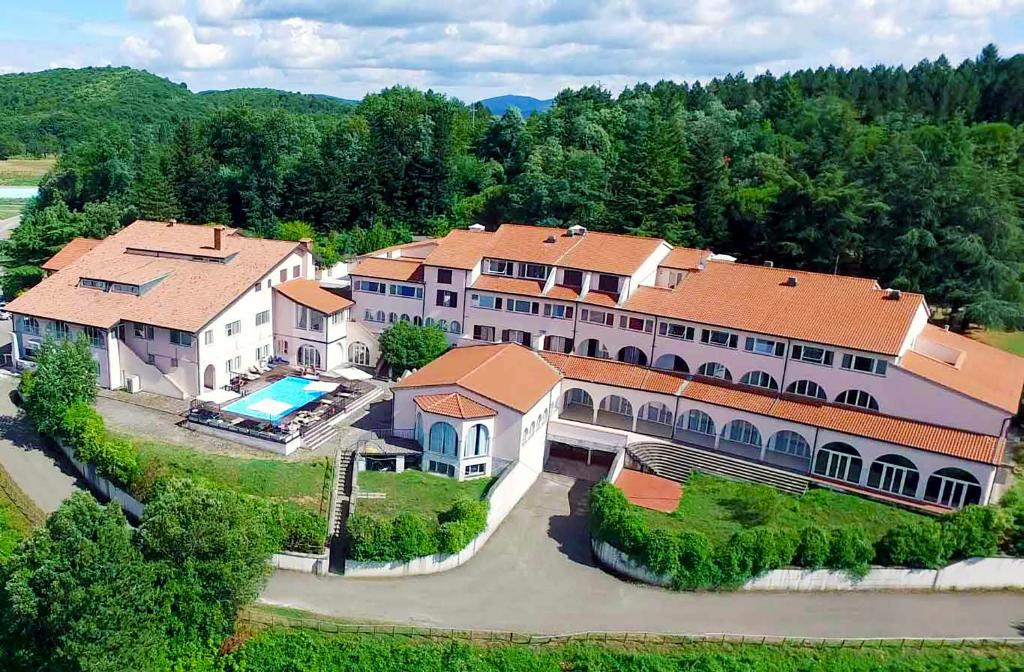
top-left (271, 549), bottom-right (329, 574)
top-left (345, 460), bottom-right (540, 577)
top-left (593, 539), bottom-right (1024, 591)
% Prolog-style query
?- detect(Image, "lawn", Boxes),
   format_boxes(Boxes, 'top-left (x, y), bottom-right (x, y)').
top-left (0, 463), bottom-right (45, 559)
top-left (636, 473), bottom-right (925, 545)
top-left (0, 157), bottom-right (55, 186)
top-left (130, 435), bottom-right (332, 514)
top-left (970, 328), bottom-right (1024, 357)
top-left (356, 469), bottom-right (494, 519)
top-left (0, 199), bottom-right (28, 219)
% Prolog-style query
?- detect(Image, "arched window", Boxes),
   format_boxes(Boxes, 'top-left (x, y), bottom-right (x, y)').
top-left (413, 316), bottom-right (423, 326)
top-left (577, 338), bottom-right (609, 359)
top-left (388, 312), bottom-right (398, 323)
top-left (597, 394), bottom-right (633, 430)
top-left (425, 317), bottom-right (435, 327)
top-left (721, 419), bottom-right (762, 447)
top-left (637, 402), bottom-right (673, 426)
top-left (768, 430), bottom-right (810, 458)
top-left (375, 310), bottom-right (386, 323)
top-left (925, 468), bottom-right (981, 508)
top-left (698, 362), bottom-right (732, 381)
top-left (867, 454), bottom-right (919, 498)
top-left (813, 442), bottom-right (862, 484)
top-left (400, 313), bottom-right (410, 322)
top-left (563, 388), bottom-right (594, 409)
top-left (786, 379), bottom-right (827, 400)
top-left (599, 395), bottom-right (633, 417)
top-left (297, 344), bottom-right (321, 368)
top-left (676, 409), bottom-right (715, 436)
top-left (835, 389), bottom-right (879, 411)
top-left (617, 346), bottom-right (648, 366)
top-left (349, 342), bottom-right (370, 366)
top-left (438, 319), bottom-right (448, 331)
top-left (428, 422), bottom-right (458, 457)
top-left (450, 321), bottom-right (462, 334)
top-left (653, 353), bottom-right (689, 373)
top-left (363, 309), bottom-right (373, 321)
top-left (740, 370), bottom-right (779, 390)
top-left (464, 424), bottom-right (489, 457)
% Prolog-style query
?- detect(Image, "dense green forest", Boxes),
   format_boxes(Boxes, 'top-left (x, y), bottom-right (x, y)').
top-left (3, 45), bottom-right (1024, 327)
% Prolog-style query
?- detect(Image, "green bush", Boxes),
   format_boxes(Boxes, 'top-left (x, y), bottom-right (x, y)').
top-left (60, 401), bottom-right (140, 488)
top-left (639, 528), bottom-right (681, 577)
top-left (348, 495), bottom-right (488, 561)
top-left (347, 513), bottom-right (395, 561)
top-left (826, 527), bottom-right (873, 576)
top-left (392, 512), bottom-right (439, 559)
top-left (876, 520), bottom-right (947, 568)
top-left (272, 504), bottom-right (327, 553)
top-left (942, 505), bottom-right (1007, 560)
top-left (796, 526), bottom-right (830, 568)
top-left (673, 531), bottom-right (718, 589)
top-left (437, 519), bottom-right (475, 554)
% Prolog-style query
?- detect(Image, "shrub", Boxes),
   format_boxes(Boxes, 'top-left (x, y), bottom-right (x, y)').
top-left (348, 496), bottom-right (488, 561)
top-left (639, 528), bottom-right (681, 577)
top-left (347, 513), bottom-right (395, 561)
top-left (827, 527), bottom-right (874, 577)
top-left (715, 535), bottom-right (755, 588)
top-left (796, 526), bottom-right (830, 568)
top-left (272, 504), bottom-right (327, 553)
top-left (437, 519), bottom-right (475, 554)
top-left (876, 520), bottom-right (947, 569)
top-left (673, 531), bottom-right (718, 589)
top-left (20, 335), bottom-right (97, 435)
top-left (391, 512), bottom-right (438, 560)
top-left (726, 484), bottom-right (782, 526)
top-left (942, 505), bottom-right (1007, 560)
top-left (60, 401), bottom-right (140, 489)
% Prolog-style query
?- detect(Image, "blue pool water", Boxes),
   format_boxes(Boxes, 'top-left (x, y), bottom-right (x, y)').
top-left (223, 376), bottom-right (327, 423)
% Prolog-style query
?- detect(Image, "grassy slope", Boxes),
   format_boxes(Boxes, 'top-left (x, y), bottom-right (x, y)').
top-left (638, 473), bottom-right (924, 545)
top-left (131, 436), bottom-right (330, 513)
top-left (971, 329), bottom-right (1024, 357)
top-left (0, 157), bottom-right (55, 186)
top-left (0, 199), bottom-right (27, 219)
top-left (357, 469), bottom-right (494, 519)
top-left (0, 463), bottom-right (45, 558)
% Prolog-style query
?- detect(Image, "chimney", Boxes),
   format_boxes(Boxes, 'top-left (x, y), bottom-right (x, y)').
top-left (298, 237), bottom-right (313, 253)
top-left (166, 218), bottom-right (176, 227)
top-left (213, 225), bottom-right (224, 251)
top-left (544, 235), bottom-right (557, 244)
top-left (784, 276), bottom-right (798, 287)
top-left (884, 288), bottom-right (902, 300)
top-left (469, 224), bottom-right (486, 232)
top-left (763, 260), bottom-right (774, 268)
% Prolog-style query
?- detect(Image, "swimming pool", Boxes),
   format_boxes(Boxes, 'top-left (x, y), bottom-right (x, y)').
top-left (223, 376), bottom-right (329, 423)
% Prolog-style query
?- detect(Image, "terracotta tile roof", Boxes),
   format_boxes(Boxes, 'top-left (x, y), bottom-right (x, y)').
top-left (546, 284), bottom-right (583, 301)
top-left (360, 239), bottom-right (438, 260)
top-left (557, 230), bottom-right (667, 275)
top-left (423, 229), bottom-right (496, 269)
top-left (486, 224), bottom-right (585, 264)
top-left (275, 279), bottom-right (352, 315)
top-left (659, 246), bottom-right (711, 271)
top-left (41, 237), bottom-right (101, 272)
top-left (350, 257), bottom-right (424, 283)
top-left (624, 262), bottom-right (924, 355)
top-left (579, 290), bottom-right (619, 307)
top-left (395, 343), bottom-right (561, 413)
top-left (470, 275), bottom-right (546, 297)
top-left (900, 325), bottom-right (1024, 413)
top-left (6, 220), bottom-right (301, 332)
top-left (414, 392), bottom-right (497, 419)
top-left (543, 353), bottom-right (1003, 465)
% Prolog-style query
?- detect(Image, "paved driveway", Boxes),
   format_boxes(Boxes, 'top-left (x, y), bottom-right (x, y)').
top-left (263, 464), bottom-right (1024, 637)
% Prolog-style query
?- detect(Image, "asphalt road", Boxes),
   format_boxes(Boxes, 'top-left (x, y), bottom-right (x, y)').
top-left (263, 469), bottom-right (1024, 637)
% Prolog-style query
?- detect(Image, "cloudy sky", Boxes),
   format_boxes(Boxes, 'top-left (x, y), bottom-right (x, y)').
top-left (2, 0), bottom-right (1023, 102)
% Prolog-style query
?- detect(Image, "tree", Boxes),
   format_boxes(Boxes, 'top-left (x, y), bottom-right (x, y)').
top-left (0, 494), bottom-right (166, 672)
top-left (19, 335), bottom-right (97, 436)
top-left (377, 321), bottom-right (449, 376)
top-left (135, 480), bottom-right (279, 646)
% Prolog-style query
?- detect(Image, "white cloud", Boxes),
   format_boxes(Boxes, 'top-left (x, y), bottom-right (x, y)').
top-left (123, 15), bottom-right (229, 69)
top-left (126, 0), bottom-right (186, 20)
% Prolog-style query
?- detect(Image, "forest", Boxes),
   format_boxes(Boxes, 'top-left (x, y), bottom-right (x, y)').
top-left (2, 45), bottom-right (1024, 328)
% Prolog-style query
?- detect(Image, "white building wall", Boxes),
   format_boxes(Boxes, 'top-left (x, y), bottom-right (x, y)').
top-left (423, 266), bottom-right (470, 344)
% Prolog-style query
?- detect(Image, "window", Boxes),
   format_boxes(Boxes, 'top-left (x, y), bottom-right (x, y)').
top-left (256, 344), bottom-right (271, 361)
top-left (204, 330), bottom-right (213, 345)
top-left (544, 335), bottom-right (573, 353)
top-left (638, 402), bottom-right (673, 425)
top-left (786, 379), bottom-right (827, 400)
top-left (465, 424), bottom-right (489, 457)
top-left (279, 269), bottom-right (288, 283)
top-left (543, 304), bottom-right (574, 319)
top-left (659, 322), bottom-right (695, 340)
top-left (501, 329), bottom-right (531, 346)
top-left (266, 279), bottom-right (272, 289)
top-left (471, 294), bottom-right (502, 310)
top-left (436, 268), bottom-right (452, 284)
top-left (80, 278), bottom-right (107, 290)
top-left (147, 354), bottom-right (156, 365)
top-left (506, 299), bottom-right (538, 314)
top-left (814, 442), bottom-right (863, 483)
top-left (744, 337), bottom-right (786, 357)
top-left (925, 468), bottom-right (981, 508)
top-left (562, 269), bottom-right (583, 288)
top-left (388, 312), bottom-right (398, 324)
top-left (428, 422), bottom-right (459, 457)
top-left (791, 344), bottom-right (834, 366)
top-left (254, 282), bottom-right (262, 292)
top-left (436, 290), bottom-right (458, 308)
top-left (292, 265), bottom-right (301, 278)
top-left (739, 370), bottom-right (779, 390)
top-left (389, 284), bottom-right (423, 299)
top-left (133, 322), bottom-right (154, 340)
top-left (580, 308), bottom-right (614, 326)
top-left (521, 263), bottom-right (550, 280)
top-left (83, 326), bottom-right (104, 348)
top-left (619, 315), bottom-right (654, 333)
top-left (684, 410), bottom-right (715, 435)
top-left (354, 280), bottom-right (385, 294)
top-left (697, 362), bottom-right (732, 381)
top-left (428, 460), bottom-right (456, 477)
top-left (438, 319), bottom-right (448, 331)
top-left (297, 344), bottom-right (321, 368)
top-left (770, 431), bottom-right (810, 458)
top-left (349, 342), bottom-right (370, 365)
top-left (618, 346), bottom-right (647, 366)
top-left (375, 310), bottom-right (385, 323)
top-left (19, 317), bottom-right (39, 335)
top-left (110, 283), bottom-right (139, 295)
top-left (599, 395), bottom-right (633, 416)
top-left (225, 320), bottom-right (241, 336)
top-left (485, 259), bottom-right (513, 276)
top-left (413, 316), bottom-right (422, 326)
top-left (255, 310), bottom-right (270, 326)
top-left (835, 389), bottom-right (879, 411)
top-left (170, 330), bottom-right (192, 347)
top-left (722, 420), bottom-right (762, 447)
top-left (867, 454), bottom-right (919, 498)
top-left (465, 463), bottom-right (487, 477)
top-left (597, 274), bottom-right (619, 293)
top-left (841, 353), bottom-right (888, 376)
top-left (473, 325), bottom-right (496, 342)
top-left (450, 321), bottom-right (462, 334)
top-left (295, 306), bottom-right (323, 331)
top-left (700, 328), bottom-right (738, 348)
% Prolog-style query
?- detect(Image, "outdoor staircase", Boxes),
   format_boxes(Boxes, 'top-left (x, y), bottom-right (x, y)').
top-left (301, 422), bottom-right (338, 451)
top-left (327, 448), bottom-right (355, 573)
top-left (626, 441), bottom-right (810, 495)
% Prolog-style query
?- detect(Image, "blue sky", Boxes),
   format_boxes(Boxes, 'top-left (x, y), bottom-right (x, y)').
top-left (2, 0), bottom-right (1023, 101)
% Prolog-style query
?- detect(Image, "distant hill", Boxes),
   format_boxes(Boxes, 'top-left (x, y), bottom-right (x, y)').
top-left (478, 95), bottom-right (553, 116)
top-left (197, 88), bottom-right (358, 114)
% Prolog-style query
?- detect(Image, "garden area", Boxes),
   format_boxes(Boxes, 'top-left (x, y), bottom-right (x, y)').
top-left (0, 464), bottom-right (43, 559)
top-left (591, 472), bottom-right (1018, 590)
top-left (347, 468), bottom-right (495, 562)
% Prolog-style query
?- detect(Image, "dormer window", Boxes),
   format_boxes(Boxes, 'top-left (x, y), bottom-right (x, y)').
top-left (110, 283), bottom-right (139, 295)
top-left (562, 269), bottom-right (583, 288)
top-left (80, 278), bottom-right (108, 290)
top-left (597, 274), bottom-right (619, 293)
top-left (485, 259), bottom-right (514, 276)
top-left (520, 263), bottom-right (550, 280)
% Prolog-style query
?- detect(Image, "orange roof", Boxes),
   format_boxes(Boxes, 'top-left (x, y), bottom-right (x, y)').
top-left (41, 237), bottom-right (101, 272)
top-left (360, 239), bottom-right (438, 260)
top-left (395, 343), bottom-right (560, 413)
top-left (900, 325), bottom-right (1024, 413)
top-left (579, 290), bottom-right (619, 307)
top-left (659, 246), bottom-right (710, 271)
top-left (414, 393), bottom-right (496, 419)
top-left (7, 220), bottom-right (301, 332)
top-left (624, 262), bottom-right (924, 355)
top-left (423, 229), bottom-right (496, 270)
top-left (544, 353), bottom-right (1003, 465)
top-left (350, 257), bottom-right (424, 283)
top-left (557, 230), bottom-right (667, 275)
top-left (615, 469), bottom-right (682, 513)
top-left (275, 279), bottom-right (352, 315)
top-left (470, 275), bottom-right (545, 297)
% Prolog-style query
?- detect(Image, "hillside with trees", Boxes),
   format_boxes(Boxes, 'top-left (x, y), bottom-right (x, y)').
top-left (3, 46), bottom-right (1024, 328)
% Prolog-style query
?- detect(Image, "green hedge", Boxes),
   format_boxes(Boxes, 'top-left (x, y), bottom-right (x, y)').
top-left (270, 503), bottom-right (328, 553)
top-left (59, 401), bottom-right (141, 489)
top-left (348, 497), bottom-right (489, 562)
top-left (589, 481), bottom-right (1015, 589)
